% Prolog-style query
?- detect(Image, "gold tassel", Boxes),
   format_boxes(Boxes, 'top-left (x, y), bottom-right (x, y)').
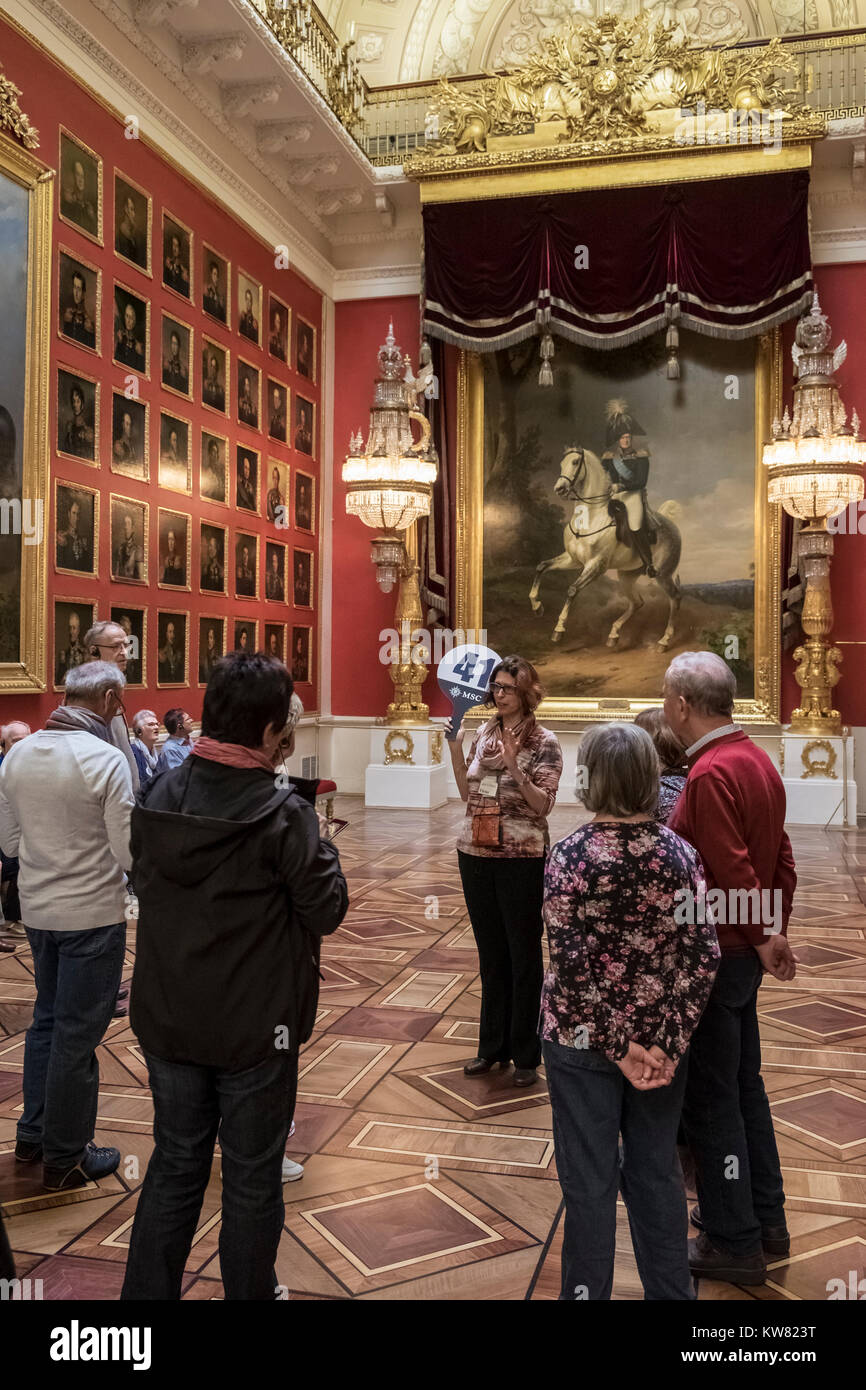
top-left (666, 323), bottom-right (679, 380)
top-left (538, 331), bottom-right (554, 388)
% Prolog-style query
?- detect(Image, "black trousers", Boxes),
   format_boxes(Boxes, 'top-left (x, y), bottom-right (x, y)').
top-left (457, 850), bottom-right (545, 1069)
top-left (681, 954), bottom-right (786, 1256)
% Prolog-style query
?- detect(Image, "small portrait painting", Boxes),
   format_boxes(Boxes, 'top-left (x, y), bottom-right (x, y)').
top-left (110, 605), bottom-right (145, 686)
top-left (294, 469), bottom-right (315, 534)
top-left (162, 211), bottom-right (192, 301)
top-left (159, 413), bottom-right (191, 494)
top-left (59, 129), bottom-right (102, 244)
top-left (198, 616), bottom-right (225, 685)
top-left (264, 541), bottom-right (287, 603)
top-left (233, 618), bottom-right (257, 655)
top-left (110, 495), bottom-right (148, 585)
top-left (161, 313), bottom-right (192, 399)
top-left (200, 522), bottom-right (227, 595)
top-left (268, 294), bottom-right (289, 362)
top-left (57, 369), bottom-right (98, 465)
top-left (114, 172), bottom-right (151, 274)
top-left (291, 626), bottom-right (311, 684)
top-left (157, 610), bottom-right (188, 686)
top-left (113, 283), bottom-right (149, 375)
top-left (111, 393), bottom-right (149, 481)
top-left (55, 482), bottom-right (97, 577)
top-left (237, 270), bottom-right (261, 346)
top-left (200, 431), bottom-right (228, 505)
top-left (202, 338), bottom-right (228, 416)
top-left (234, 531), bottom-right (259, 600)
top-left (293, 548), bottom-right (313, 608)
top-left (58, 249), bottom-right (99, 353)
top-left (236, 445), bottom-right (259, 514)
top-left (294, 394), bottom-right (314, 456)
top-left (267, 380), bottom-right (288, 444)
top-left (264, 623), bottom-right (286, 664)
top-left (158, 508), bottom-right (190, 590)
top-left (266, 460), bottom-right (289, 526)
top-left (54, 599), bottom-right (96, 690)
top-left (237, 360), bottom-right (260, 431)
top-left (296, 317), bottom-right (316, 382)
top-left (202, 244), bottom-right (229, 326)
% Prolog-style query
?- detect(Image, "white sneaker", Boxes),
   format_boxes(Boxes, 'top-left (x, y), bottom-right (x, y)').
top-left (2, 922), bottom-right (26, 939)
top-left (282, 1156), bottom-right (304, 1182)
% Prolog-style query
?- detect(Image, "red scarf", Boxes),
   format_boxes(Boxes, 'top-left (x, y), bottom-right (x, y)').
top-left (191, 736), bottom-right (275, 774)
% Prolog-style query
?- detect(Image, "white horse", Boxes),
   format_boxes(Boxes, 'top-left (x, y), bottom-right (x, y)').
top-left (528, 445), bottom-right (682, 650)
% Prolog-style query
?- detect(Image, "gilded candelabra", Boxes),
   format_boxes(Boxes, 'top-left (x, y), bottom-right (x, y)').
top-left (764, 294), bottom-right (866, 734)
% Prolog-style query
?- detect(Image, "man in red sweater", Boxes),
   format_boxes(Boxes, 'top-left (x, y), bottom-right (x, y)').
top-left (665, 651), bottom-right (797, 1286)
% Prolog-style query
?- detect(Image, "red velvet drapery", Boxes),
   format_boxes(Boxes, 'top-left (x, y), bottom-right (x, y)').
top-left (422, 171), bottom-right (812, 351)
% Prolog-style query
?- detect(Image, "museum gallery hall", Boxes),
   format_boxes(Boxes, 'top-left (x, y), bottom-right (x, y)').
top-left (1, 0), bottom-right (866, 1342)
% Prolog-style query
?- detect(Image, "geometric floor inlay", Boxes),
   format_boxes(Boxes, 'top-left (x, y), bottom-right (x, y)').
top-left (759, 999), bottom-right (866, 1040)
top-left (770, 1088), bottom-right (866, 1154)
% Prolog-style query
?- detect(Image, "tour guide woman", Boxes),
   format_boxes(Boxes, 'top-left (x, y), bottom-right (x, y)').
top-left (450, 656), bottom-right (563, 1087)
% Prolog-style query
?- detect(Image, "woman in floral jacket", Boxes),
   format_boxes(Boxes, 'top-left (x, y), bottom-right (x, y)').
top-left (540, 722), bottom-right (719, 1301)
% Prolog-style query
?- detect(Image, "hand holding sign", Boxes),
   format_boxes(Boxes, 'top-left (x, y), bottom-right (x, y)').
top-left (437, 643), bottom-right (502, 741)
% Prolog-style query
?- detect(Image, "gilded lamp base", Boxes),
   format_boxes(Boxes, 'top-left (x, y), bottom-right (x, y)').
top-left (385, 548), bottom-right (431, 726)
top-left (789, 522), bottom-right (843, 736)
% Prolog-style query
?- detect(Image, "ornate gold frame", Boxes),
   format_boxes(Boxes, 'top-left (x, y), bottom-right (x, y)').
top-left (455, 335), bottom-right (782, 726)
top-left (0, 131), bottom-right (52, 691)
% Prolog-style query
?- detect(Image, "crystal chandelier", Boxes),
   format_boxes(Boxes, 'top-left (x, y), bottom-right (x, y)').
top-left (764, 292), bottom-right (866, 519)
top-left (762, 293), bottom-right (866, 734)
top-left (343, 323), bottom-right (438, 592)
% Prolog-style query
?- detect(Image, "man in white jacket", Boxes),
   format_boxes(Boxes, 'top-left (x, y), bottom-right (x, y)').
top-left (0, 662), bottom-right (134, 1191)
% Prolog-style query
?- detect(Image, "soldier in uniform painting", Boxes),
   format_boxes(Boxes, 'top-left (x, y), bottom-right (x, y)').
top-left (62, 271), bottom-right (96, 349)
top-left (56, 609), bottom-right (87, 685)
top-left (601, 399), bottom-right (655, 578)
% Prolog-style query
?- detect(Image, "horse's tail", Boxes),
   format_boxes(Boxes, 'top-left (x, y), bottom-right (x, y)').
top-left (656, 499), bottom-right (682, 522)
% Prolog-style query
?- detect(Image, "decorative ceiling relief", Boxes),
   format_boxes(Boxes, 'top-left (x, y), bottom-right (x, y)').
top-left (433, 0), bottom-right (498, 78)
top-left (357, 29), bottom-right (387, 61)
top-left (491, 0), bottom-right (750, 72)
top-left (769, 0), bottom-right (819, 32)
top-left (399, 0), bottom-right (440, 79)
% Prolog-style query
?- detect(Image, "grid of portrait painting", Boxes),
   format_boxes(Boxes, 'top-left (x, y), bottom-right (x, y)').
top-left (52, 121), bottom-right (320, 697)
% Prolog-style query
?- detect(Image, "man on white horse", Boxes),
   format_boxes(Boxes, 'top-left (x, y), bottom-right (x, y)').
top-left (601, 399), bottom-right (656, 579)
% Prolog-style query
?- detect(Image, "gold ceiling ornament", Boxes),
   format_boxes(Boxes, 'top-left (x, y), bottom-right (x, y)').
top-left (411, 15), bottom-right (821, 174)
top-left (0, 66), bottom-right (39, 149)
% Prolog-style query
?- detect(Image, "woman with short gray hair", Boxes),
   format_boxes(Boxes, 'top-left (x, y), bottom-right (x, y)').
top-left (540, 721), bottom-right (720, 1300)
top-left (131, 710), bottom-right (159, 788)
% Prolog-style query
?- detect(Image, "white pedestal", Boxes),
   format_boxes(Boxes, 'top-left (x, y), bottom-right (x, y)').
top-left (364, 722), bottom-right (449, 810)
top-left (781, 732), bottom-right (856, 826)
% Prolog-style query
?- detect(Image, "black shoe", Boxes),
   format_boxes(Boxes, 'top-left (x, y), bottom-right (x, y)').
top-left (687, 1231), bottom-right (766, 1285)
top-left (690, 1204), bottom-right (790, 1259)
top-left (463, 1057), bottom-right (495, 1076)
top-left (15, 1138), bottom-right (42, 1164)
top-left (42, 1142), bottom-right (121, 1191)
top-left (513, 1067), bottom-right (538, 1087)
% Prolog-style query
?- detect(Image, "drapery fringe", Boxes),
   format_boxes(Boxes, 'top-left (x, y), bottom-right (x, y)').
top-left (424, 282), bottom-right (813, 353)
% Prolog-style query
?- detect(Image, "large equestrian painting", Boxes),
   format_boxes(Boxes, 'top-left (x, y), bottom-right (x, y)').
top-left (457, 332), bottom-right (780, 719)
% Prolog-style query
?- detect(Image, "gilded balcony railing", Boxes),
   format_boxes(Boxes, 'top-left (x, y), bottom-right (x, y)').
top-left (245, 5), bottom-right (866, 166)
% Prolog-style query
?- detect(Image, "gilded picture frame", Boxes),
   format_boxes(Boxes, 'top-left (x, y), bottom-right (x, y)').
top-left (455, 336), bottom-right (782, 726)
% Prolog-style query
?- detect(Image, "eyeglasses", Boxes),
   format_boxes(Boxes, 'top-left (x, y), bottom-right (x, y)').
top-left (99, 641), bottom-right (128, 653)
top-left (490, 683), bottom-right (517, 696)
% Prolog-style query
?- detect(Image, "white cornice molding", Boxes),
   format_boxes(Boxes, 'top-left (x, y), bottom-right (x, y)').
top-left (332, 264), bottom-right (422, 299)
top-left (812, 227), bottom-right (866, 264)
top-left (6, 0), bottom-right (338, 293)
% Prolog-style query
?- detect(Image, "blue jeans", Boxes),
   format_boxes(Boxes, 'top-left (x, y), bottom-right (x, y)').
top-left (543, 1039), bottom-right (694, 1301)
top-left (19, 923), bottom-right (126, 1167)
top-left (121, 1048), bottom-right (298, 1301)
top-left (681, 954), bottom-right (786, 1256)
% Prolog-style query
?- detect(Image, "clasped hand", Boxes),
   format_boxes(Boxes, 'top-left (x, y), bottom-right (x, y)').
top-left (615, 1042), bottom-right (676, 1090)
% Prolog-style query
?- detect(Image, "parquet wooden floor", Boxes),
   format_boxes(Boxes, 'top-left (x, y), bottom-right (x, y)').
top-left (1, 800), bottom-right (865, 1301)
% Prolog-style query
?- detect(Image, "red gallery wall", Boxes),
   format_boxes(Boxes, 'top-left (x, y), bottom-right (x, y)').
top-left (780, 265), bottom-right (866, 727)
top-left (1, 16), bottom-right (322, 728)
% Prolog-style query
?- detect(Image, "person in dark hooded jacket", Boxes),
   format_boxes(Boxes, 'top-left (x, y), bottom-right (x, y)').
top-left (120, 652), bottom-right (348, 1301)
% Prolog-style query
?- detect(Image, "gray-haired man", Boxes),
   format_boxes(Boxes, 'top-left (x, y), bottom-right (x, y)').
top-left (83, 620), bottom-right (140, 792)
top-left (0, 662), bottom-right (134, 1190)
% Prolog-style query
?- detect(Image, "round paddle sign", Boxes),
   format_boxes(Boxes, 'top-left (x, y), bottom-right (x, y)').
top-left (437, 643), bottom-right (502, 741)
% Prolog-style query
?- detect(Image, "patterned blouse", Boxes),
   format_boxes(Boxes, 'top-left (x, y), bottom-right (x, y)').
top-left (657, 770), bottom-right (687, 824)
top-left (456, 718), bottom-right (563, 859)
top-left (540, 821), bottom-right (720, 1063)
